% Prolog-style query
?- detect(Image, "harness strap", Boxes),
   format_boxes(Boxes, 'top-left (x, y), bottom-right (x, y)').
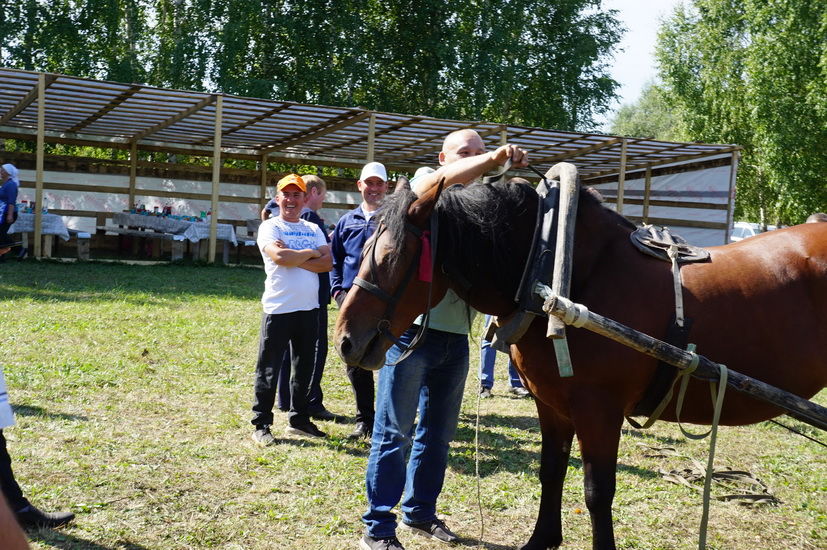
top-left (668, 244), bottom-right (686, 328)
top-left (353, 277), bottom-right (397, 305)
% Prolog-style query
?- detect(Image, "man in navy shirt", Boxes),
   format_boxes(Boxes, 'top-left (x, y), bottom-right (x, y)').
top-left (331, 162), bottom-right (388, 439)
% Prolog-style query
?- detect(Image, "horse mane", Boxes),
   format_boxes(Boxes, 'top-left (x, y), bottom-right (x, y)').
top-left (379, 182), bottom-right (635, 294)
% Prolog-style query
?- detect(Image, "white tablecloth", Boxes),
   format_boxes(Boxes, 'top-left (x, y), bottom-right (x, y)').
top-left (112, 213), bottom-right (238, 246)
top-left (9, 213), bottom-right (70, 241)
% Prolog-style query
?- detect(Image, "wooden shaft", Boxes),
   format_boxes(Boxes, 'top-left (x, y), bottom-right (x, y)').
top-left (208, 95), bottom-right (223, 263)
top-left (34, 73), bottom-right (45, 258)
top-left (543, 294), bottom-right (827, 432)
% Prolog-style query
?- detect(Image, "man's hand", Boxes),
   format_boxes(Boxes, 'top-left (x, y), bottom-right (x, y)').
top-left (334, 290), bottom-right (347, 308)
top-left (490, 144), bottom-right (528, 168)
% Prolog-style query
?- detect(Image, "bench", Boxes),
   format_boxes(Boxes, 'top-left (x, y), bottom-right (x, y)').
top-left (96, 226), bottom-right (186, 260)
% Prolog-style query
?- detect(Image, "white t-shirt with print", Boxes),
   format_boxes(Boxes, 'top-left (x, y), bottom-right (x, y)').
top-left (257, 216), bottom-right (328, 314)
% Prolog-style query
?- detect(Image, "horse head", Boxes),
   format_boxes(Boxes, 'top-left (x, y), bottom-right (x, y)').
top-left (334, 179), bottom-right (539, 370)
top-left (334, 180), bottom-right (452, 370)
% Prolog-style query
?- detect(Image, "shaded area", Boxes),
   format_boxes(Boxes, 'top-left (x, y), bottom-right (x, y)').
top-left (11, 405), bottom-right (88, 422)
top-left (28, 530), bottom-right (149, 550)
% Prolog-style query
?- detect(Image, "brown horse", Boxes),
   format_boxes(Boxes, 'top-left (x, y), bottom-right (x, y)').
top-left (334, 177), bottom-right (827, 550)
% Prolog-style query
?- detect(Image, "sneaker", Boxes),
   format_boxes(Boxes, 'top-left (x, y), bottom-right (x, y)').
top-left (15, 505), bottom-right (75, 529)
top-left (479, 386), bottom-right (493, 399)
top-left (509, 386), bottom-right (531, 398)
top-left (251, 425), bottom-right (276, 446)
top-left (310, 408), bottom-right (347, 423)
top-left (285, 421), bottom-right (326, 438)
top-left (402, 518), bottom-right (459, 543)
top-left (360, 534), bottom-right (405, 550)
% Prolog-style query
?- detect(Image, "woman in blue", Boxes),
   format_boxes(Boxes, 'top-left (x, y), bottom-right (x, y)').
top-left (0, 163), bottom-right (20, 255)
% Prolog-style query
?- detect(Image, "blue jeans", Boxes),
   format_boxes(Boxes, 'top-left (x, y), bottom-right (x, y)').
top-left (363, 327), bottom-right (469, 539)
top-left (479, 315), bottom-right (523, 389)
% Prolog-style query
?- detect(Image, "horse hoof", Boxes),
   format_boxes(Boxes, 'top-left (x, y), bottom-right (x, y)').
top-left (520, 536), bottom-right (561, 550)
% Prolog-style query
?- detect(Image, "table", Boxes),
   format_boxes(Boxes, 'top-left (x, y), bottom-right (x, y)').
top-left (9, 213), bottom-right (70, 257)
top-left (112, 213), bottom-right (238, 246)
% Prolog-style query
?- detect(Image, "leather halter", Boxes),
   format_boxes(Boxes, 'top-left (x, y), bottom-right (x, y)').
top-left (352, 210), bottom-right (440, 364)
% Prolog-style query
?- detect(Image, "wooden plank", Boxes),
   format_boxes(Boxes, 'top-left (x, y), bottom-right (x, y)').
top-left (261, 110), bottom-right (371, 153)
top-left (616, 139), bottom-right (628, 214)
top-left (607, 197), bottom-right (729, 210)
top-left (542, 294), bottom-right (827, 432)
top-left (17, 181), bottom-right (262, 204)
top-left (193, 103), bottom-right (290, 145)
top-left (34, 73), bottom-right (46, 258)
top-left (642, 166), bottom-right (652, 223)
top-left (581, 146), bottom-right (742, 181)
top-left (366, 112), bottom-right (376, 161)
top-left (130, 94), bottom-right (217, 142)
top-left (208, 95), bottom-right (223, 263)
top-left (67, 85), bottom-right (142, 132)
top-left (529, 137), bottom-right (623, 165)
top-left (0, 74), bottom-right (57, 124)
top-left (725, 151), bottom-right (740, 243)
top-left (381, 126), bottom-right (501, 163)
top-left (128, 142), bottom-right (137, 209)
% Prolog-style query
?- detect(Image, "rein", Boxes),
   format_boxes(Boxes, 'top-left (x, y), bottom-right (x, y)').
top-left (352, 202), bottom-right (441, 364)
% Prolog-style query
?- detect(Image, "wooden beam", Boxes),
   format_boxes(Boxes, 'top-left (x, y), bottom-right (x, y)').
top-left (366, 112), bottom-right (376, 161)
top-left (128, 142), bottom-right (138, 209)
top-left (0, 74), bottom-right (57, 124)
top-left (67, 85), bottom-right (142, 133)
top-left (581, 146), bottom-right (742, 181)
top-left (261, 110), bottom-right (371, 154)
top-left (616, 139), bottom-right (628, 214)
top-left (193, 103), bottom-right (291, 145)
top-left (623, 216), bottom-right (727, 230)
top-left (529, 137), bottom-right (623, 165)
top-left (131, 94), bottom-right (217, 142)
top-left (208, 95), bottom-right (223, 263)
top-left (500, 125), bottom-right (508, 146)
top-left (642, 166), bottom-right (652, 223)
top-left (382, 126), bottom-right (501, 163)
top-left (34, 74), bottom-right (46, 258)
top-left (307, 116), bottom-right (423, 156)
top-left (260, 153), bottom-right (269, 206)
top-left (725, 151), bottom-right (740, 243)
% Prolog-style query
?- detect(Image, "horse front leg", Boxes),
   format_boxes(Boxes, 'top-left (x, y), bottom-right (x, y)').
top-left (521, 401), bottom-right (574, 550)
top-left (572, 393), bottom-right (624, 550)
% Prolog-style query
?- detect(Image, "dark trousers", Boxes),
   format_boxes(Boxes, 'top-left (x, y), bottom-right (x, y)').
top-left (347, 364), bottom-right (374, 424)
top-left (276, 306), bottom-right (328, 413)
top-left (0, 430), bottom-right (28, 511)
top-left (252, 309), bottom-right (318, 428)
top-left (0, 210), bottom-right (18, 248)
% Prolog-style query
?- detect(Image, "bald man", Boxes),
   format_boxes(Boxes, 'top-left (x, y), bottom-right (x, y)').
top-left (358, 130), bottom-right (527, 550)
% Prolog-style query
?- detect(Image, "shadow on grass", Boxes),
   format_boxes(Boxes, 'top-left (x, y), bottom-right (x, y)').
top-left (12, 404), bottom-right (88, 422)
top-left (0, 261), bottom-right (263, 303)
top-left (28, 529), bottom-right (149, 550)
top-left (621, 427), bottom-right (685, 446)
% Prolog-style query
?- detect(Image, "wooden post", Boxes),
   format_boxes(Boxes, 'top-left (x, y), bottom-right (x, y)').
top-left (724, 151), bottom-right (740, 243)
top-left (366, 112), bottom-right (376, 162)
top-left (208, 95), bottom-right (222, 263)
top-left (500, 125), bottom-right (508, 146)
top-left (259, 153), bottom-right (268, 206)
top-left (616, 138), bottom-right (628, 214)
top-left (128, 141), bottom-right (138, 209)
top-left (642, 165), bottom-right (652, 223)
top-left (33, 73), bottom-right (46, 258)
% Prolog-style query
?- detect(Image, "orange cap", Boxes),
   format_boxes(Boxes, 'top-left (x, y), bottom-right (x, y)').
top-left (276, 173), bottom-right (306, 193)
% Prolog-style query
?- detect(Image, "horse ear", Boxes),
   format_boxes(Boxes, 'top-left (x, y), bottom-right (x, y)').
top-left (394, 176), bottom-right (410, 192)
top-left (407, 177), bottom-right (445, 227)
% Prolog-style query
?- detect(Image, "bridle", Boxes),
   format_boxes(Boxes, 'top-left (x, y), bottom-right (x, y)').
top-left (352, 203), bottom-right (440, 364)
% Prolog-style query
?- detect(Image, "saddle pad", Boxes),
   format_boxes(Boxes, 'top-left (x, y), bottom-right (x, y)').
top-left (630, 224), bottom-right (710, 264)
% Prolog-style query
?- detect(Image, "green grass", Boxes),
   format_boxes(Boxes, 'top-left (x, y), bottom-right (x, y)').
top-left (0, 260), bottom-right (824, 549)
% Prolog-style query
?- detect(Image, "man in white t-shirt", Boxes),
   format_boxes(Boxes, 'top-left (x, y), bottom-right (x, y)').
top-left (251, 174), bottom-right (332, 444)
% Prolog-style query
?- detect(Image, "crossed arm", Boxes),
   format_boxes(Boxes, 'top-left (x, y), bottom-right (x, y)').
top-left (264, 241), bottom-right (332, 273)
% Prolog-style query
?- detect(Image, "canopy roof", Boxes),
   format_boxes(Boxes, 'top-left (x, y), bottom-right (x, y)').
top-left (0, 67), bottom-right (739, 179)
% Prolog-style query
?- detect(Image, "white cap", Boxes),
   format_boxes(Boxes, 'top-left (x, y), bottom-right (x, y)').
top-left (360, 161), bottom-right (387, 182)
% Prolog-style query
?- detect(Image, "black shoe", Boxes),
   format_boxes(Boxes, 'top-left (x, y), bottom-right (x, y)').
top-left (251, 425), bottom-right (276, 446)
top-left (285, 420), bottom-right (326, 438)
top-left (402, 518), bottom-right (459, 543)
top-left (360, 534), bottom-right (405, 550)
top-left (348, 421), bottom-right (372, 439)
top-left (15, 505), bottom-right (75, 529)
top-left (310, 408), bottom-right (343, 422)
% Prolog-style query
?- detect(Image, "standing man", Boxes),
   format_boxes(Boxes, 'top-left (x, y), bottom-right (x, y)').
top-left (331, 161), bottom-right (389, 440)
top-left (479, 315), bottom-right (530, 398)
top-left (359, 130), bottom-right (527, 550)
top-left (251, 174), bottom-right (332, 444)
top-left (273, 175), bottom-right (341, 421)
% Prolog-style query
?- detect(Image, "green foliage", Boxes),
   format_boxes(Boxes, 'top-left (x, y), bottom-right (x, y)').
top-left (656, 0), bottom-right (827, 224)
top-left (0, 0), bottom-right (623, 131)
top-left (608, 82), bottom-right (684, 141)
